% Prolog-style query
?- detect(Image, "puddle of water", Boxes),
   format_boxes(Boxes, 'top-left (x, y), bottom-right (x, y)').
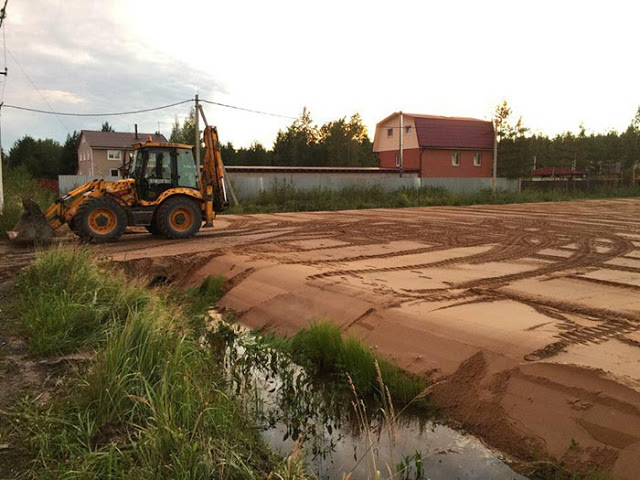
top-left (211, 322), bottom-right (525, 480)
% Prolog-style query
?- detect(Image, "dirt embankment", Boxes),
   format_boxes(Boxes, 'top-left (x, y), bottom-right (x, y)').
top-left (3, 198), bottom-right (640, 478)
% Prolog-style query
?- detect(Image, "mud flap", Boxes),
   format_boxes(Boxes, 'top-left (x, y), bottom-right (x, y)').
top-left (7, 198), bottom-right (54, 244)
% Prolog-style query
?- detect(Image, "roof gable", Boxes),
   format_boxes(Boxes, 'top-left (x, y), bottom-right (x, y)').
top-left (375, 112), bottom-right (494, 151)
top-left (80, 130), bottom-right (169, 149)
top-left (413, 116), bottom-right (494, 150)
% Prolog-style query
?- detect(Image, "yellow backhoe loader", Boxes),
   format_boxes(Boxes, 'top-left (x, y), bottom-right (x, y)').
top-left (9, 107), bottom-right (229, 243)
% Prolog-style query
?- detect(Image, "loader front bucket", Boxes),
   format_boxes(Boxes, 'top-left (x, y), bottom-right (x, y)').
top-left (7, 198), bottom-right (54, 244)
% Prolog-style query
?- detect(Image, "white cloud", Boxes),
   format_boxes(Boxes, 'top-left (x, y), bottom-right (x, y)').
top-left (1, 0), bottom-right (639, 150)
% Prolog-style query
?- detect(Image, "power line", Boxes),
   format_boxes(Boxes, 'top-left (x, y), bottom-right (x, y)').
top-left (201, 98), bottom-right (296, 119)
top-left (7, 48), bottom-right (69, 132)
top-left (2, 97), bottom-right (298, 121)
top-left (3, 98), bottom-right (193, 116)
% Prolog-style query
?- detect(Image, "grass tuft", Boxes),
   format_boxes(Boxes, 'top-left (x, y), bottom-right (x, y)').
top-left (287, 321), bottom-right (427, 407)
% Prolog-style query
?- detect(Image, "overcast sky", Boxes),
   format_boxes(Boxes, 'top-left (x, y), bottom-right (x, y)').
top-left (1, 0), bottom-right (639, 151)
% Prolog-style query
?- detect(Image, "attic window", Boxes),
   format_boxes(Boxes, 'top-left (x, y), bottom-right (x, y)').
top-left (108, 150), bottom-right (122, 161)
top-left (405, 126), bottom-right (411, 135)
top-left (387, 128), bottom-right (393, 138)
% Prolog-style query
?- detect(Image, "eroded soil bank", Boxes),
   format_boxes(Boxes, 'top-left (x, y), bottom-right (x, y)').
top-left (3, 198), bottom-right (640, 478)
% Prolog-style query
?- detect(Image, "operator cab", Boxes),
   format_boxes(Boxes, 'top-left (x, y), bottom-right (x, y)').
top-left (130, 143), bottom-right (199, 202)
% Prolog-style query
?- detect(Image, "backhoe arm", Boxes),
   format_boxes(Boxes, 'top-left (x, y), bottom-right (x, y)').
top-left (200, 124), bottom-right (229, 226)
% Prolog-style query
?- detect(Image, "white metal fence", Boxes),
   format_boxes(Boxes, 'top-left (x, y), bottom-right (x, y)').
top-left (59, 173), bottom-right (519, 199)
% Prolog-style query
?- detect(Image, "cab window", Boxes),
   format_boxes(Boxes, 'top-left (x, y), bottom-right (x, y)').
top-left (176, 148), bottom-right (198, 189)
top-left (145, 150), bottom-right (172, 184)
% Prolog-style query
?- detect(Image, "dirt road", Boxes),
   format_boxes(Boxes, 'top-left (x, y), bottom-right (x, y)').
top-left (3, 198), bottom-right (640, 478)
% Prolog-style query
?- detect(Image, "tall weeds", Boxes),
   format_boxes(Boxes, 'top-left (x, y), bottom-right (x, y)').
top-left (228, 183), bottom-right (640, 215)
top-left (15, 247), bottom-right (149, 355)
top-left (8, 247), bottom-right (274, 478)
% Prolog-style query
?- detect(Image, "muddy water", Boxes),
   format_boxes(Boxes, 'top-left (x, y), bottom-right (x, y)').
top-left (217, 325), bottom-right (525, 480)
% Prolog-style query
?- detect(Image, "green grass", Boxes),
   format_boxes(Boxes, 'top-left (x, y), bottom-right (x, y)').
top-left (0, 165), bottom-right (56, 234)
top-left (6, 246), bottom-right (278, 479)
top-left (227, 182), bottom-right (640, 215)
top-left (286, 321), bottom-right (427, 407)
top-left (15, 246), bottom-right (150, 356)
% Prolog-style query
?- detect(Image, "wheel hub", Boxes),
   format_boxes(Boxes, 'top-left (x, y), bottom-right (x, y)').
top-left (174, 213), bottom-right (186, 225)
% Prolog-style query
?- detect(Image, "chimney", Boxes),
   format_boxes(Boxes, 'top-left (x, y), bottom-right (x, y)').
top-left (134, 124), bottom-right (139, 139)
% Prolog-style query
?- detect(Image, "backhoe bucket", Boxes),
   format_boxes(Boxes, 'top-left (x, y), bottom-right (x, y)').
top-left (8, 198), bottom-right (54, 244)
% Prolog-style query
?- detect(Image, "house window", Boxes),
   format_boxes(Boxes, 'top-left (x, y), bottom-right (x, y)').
top-left (110, 169), bottom-right (119, 177)
top-left (387, 128), bottom-right (394, 138)
top-left (452, 152), bottom-right (461, 167)
top-left (395, 152), bottom-right (400, 167)
top-left (474, 152), bottom-right (482, 166)
top-left (405, 126), bottom-right (411, 135)
top-left (107, 150), bottom-right (122, 161)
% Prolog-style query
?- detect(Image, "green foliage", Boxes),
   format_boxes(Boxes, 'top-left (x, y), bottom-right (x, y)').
top-left (222, 141), bottom-right (273, 166)
top-left (100, 121), bottom-right (114, 132)
top-left (495, 101), bottom-right (640, 179)
top-left (0, 166), bottom-right (56, 234)
top-left (287, 322), bottom-right (427, 406)
top-left (60, 131), bottom-right (80, 175)
top-left (170, 107), bottom-right (374, 167)
top-left (184, 274), bottom-right (226, 319)
top-left (169, 108), bottom-right (197, 146)
top-left (273, 108), bottom-right (376, 167)
top-left (9, 246), bottom-right (274, 478)
top-left (15, 247), bottom-right (149, 355)
top-left (7, 135), bottom-right (64, 179)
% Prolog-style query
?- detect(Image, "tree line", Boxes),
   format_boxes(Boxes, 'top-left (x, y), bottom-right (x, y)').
top-left (4, 105), bottom-right (639, 181)
top-left (169, 108), bottom-right (376, 167)
top-left (494, 101), bottom-right (640, 179)
top-left (2, 122), bottom-right (115, 179)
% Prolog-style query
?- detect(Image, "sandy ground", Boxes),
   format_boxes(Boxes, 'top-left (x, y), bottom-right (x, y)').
top-left (3, 198), bottom-right (640, 478)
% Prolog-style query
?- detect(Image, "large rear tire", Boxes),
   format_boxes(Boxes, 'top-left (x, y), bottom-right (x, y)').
top-left (75, 197), bottom-right (127, 243)
top-left (156, 197), bottom-right (202, 239)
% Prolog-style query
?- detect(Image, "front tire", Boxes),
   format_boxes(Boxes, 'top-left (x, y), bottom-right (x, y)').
top-left (156, 197), bottom-right (202, 239)
top-left (75, 197), bottom-right (127, 243)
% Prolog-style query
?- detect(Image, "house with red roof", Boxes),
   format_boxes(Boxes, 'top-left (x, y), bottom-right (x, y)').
top-left (373, 112), bottom-right (495, 178)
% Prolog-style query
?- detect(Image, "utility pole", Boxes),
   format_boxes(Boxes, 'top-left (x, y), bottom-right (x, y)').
top-left (399, 111), bottom-right (404, 177)
top-left (0, 107), bottom-right (4, 215)
top-left (0, 0), bottom-right (9, 215)
top-left (492, 122), bottom-right (498, 192)
top-left (194, 94), bottom-right (201, 173)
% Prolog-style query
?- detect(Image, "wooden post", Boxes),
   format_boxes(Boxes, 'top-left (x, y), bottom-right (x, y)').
top-left (399, 111), bottom-right (404, 177)
top-left (492, 125), bottom-right (498, 192)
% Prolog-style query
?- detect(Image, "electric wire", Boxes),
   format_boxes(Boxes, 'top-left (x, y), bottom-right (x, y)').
top-left (3, 98), bottom-right (194, 117)
top-left (200, 98), bottom-right (296, 119)
top-left (7, 48), bottom-right (69, 132)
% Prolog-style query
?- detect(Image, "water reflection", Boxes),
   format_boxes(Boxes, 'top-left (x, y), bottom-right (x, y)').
top-left (211, 323), bottom-right (525, 480)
